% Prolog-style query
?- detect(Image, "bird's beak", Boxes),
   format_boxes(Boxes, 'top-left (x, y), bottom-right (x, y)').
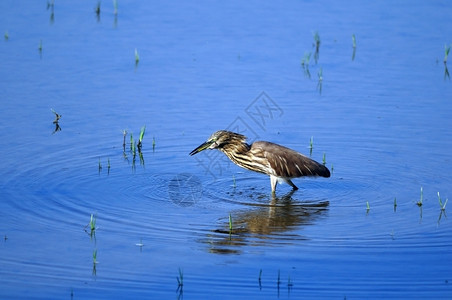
top-left (189, 140), bottom-right (214, 156)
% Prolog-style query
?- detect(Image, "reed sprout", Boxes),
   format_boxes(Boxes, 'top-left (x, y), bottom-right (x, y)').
top-left (301, 51), bottom-right (311, 67)
top-left (228, 214), bottom-right (233, 233)
top-left (366, 201), bottom-right (370, 212)
top-left (176, 268), bottom-right (184, 288)
top-left (417, 187), bottom-right (423, 207)
top-left (95, 2), bottom-right (101, 17)
top-left (38, 40), bottom-right (43, 52)
top-left (92, 249), bottom-right (98, 264)
top-left (4, 31), bottom-right (8, 41)
top-left (135, 48), bottom-right (140, 65)
top-left (322, 153), bottom-right (326, 165)
top-left (352, 34), bottom-right (357, 48)
top-left (438, 192), bottom-right (448, 210)
top-left (444, 44), bottom-right (451, 64)
top-left (113, 0), bottom-right (118, 15)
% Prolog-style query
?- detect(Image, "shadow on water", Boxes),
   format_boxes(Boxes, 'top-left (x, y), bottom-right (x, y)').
top-left (202, 190), bottom-right (329, 254)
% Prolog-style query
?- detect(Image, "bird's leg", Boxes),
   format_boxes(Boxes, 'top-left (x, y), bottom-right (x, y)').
top-left (270, 175), bottom-right (278, 194)
top-left (286, 179), bottom-right (299, 191)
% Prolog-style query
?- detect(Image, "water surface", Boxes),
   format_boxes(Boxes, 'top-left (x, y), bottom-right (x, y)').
top-left (0, 1), bottom-right (451, 299)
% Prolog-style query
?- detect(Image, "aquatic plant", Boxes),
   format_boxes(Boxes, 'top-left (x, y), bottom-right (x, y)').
top-left (152, 136), bottom-right (156, 152)
top-left (317, 67), bottom-right (323, 93)
top-left (93, 249), bottom-right (98, 264)
top-left (322, 153), bottom-right (326, 165)
top-left (107, 158), bottom-right (111, 173)
top-left (394, 197), bottom-right (397, 212)
top-left (113, 0), bottom-right (118, 15)
top-left (95, 2), bottom-right (101, 16)
top-left (438, 192), bottom-right (448, 211)
top-left (313, 31), bottom-right (320, 51)
top-left (366, 201), bottom-right (370, 212)
top-left (309, 136), bottom-right (313, 156)
top-left (301, 51), bottom-right (311, 67)
top-left (4, 31), bottom-right (8, 41)
top-left (444, 44), bottom-right (451, 64)
top-left (38, 39), bottom-right (43, 52)
top-left (50, 108), bottom-right (61, 123)
top-left (313, 31), bottom-right (320, 63)
top-left (130, 133), bottom-right (135, 152)
top-left (177, 268), bottom-right (184, 288)
top-left (317, 67), bottom-right (323, 81)
top-left (288, 274), bottom-right (293, 287)
top-left (89, 214), bottom-right (97, 232)
top-left (277, 269), bottom-right (281, 286)
top-left (135, 48), bottom-right (140, 65)
top-left (122, 129), bottom-right (127, 148)
top-left (98, 158), bottom-right (102, 171)
top-left (228, 214), bottom-right (233, 233)
top-left (135, 238), bottom-right (144, 247)
top-left (352, 34), bottom-right (357, 48)
top-left (417, 187), bottom-right (423, 207)
top-left (137, 125), bottom-right (145, 151)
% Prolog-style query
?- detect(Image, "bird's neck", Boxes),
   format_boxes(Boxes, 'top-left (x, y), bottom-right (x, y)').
top-left (220, 142), bottom-right (251, 160)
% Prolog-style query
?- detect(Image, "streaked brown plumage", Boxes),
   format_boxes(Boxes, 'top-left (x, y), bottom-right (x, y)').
top-left (189, 130), bottom-right (330, 193)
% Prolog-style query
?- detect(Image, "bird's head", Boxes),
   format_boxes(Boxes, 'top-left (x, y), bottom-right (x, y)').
top-left (189, 130), bottom-right (246, 156)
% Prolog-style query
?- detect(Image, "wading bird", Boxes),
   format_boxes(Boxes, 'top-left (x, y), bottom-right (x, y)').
top-left (189, 130), bottom-right (330, 193)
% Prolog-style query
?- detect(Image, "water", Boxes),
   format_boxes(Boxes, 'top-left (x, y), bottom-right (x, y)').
top-left (1, 1), bottom-right (452, 299)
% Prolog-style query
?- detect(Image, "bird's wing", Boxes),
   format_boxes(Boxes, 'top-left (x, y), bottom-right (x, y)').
top-left (251, 141), bottom-right (330, 178)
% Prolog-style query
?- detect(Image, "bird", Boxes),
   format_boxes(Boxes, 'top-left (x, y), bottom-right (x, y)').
top-left (189, 130), bottom-right (330, 193)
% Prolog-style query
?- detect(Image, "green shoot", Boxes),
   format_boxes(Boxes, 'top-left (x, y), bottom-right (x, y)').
top-left (366, 201), bottom-right (370, 211)
top-left (177, 268), bottom-right (184, 287)
top-left (228, 214), bottom-right (233, 232)
top-left (98, 158), bottom-right (102, 171)
top-left (438, 192), bottom-right (448, 210)
top-left (50, 108), bottom-right (62, 123)
top-left (318, 67), bottom-right (323, 81)
top-left (107, 158), bottom-right (111, 170)
top-left (309, 136), bottom-right (313, 149)
top-left (113, 0), bottom-right (118, 15)
top-left (152, 136), bottom-right (156, 152)
top-left (258, 269), bottom-right (262, 283)
top-left (352, 34), bottom-right (356, 48)
top-left (90, 214), bottom-right (97, 232)
top-left (4, 31), bottom-right (9, 41)
top-left (93, 249), bottom-right (98, 264)
top-left (322, 153), bottom-right (326, 165)
top-left (130, 133), bottom-right (135, 151)
top-left (135, 48), bottom-right (140, 64)
top-left (313, 31), bottom-right (320, 50)
top-left (95, 1), bottom-right (101, 16)
top-left (444, 44), bottom-right (451, 64)
top-left (417, 187), bottom-right (423, 207)
top-left (330, 163), bottom-right (334, 174)
top-left (301, 51), bottom-right (311, 66)
top-left (139, 125), bottom-right (146, 143)
top-left (122, 130), bottom-right (127, 148)
top-left (38, 39), bottom-right (42, 52)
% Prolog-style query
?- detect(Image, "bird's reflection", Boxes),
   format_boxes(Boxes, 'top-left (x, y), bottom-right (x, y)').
top-left (203, 190), bottom-right (329, 254)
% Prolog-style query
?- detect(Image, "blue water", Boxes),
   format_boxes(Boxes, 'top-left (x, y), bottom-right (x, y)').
top-left (1, 1), bottom-right (451, 299)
